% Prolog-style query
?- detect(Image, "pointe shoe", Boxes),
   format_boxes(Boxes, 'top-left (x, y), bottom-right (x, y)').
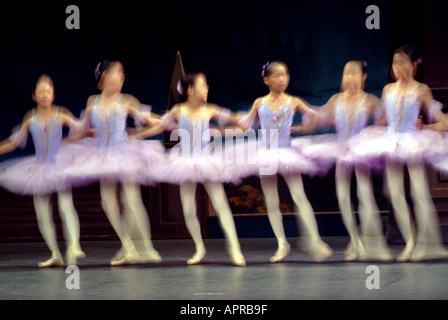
top-left (410, 233), bottom-right (448, 261)
top-left (139, 248), bottom-right (162, 263)
top-left (66, 242), bottom-right (86, 266)
top-left (410, 249), bottom-right (448, 262)
top-left (344, 239), bottom-right (365, 262)
top-left (298, 237), bottom-right (333, 262)
top-left (308, 244), bottom-right (333, 263)
top-left (230, 251), bottom-right (246, 267)
top-left (397, 246), bottom-right (414, 262)
top-left (269, 242), bottom-right (291, 263)
top-left (227, 242), bottom-right (246, 267)
top-left (38, 256), bottom-right (64, 268)
top-left (187, 249), bottom-right (206, 265)
top-left (110, 247), bottom-right (139, 266)
top-left (359, 235), bottom-right (393, 261)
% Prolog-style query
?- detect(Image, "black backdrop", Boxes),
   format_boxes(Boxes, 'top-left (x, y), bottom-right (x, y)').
top-left (0, 0), bottom-right (390, 151)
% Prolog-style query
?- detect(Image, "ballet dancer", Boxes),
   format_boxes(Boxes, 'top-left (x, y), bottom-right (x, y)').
top-left (351, 45), bottom-right (448, 261)
top-left (66, 60), bottom-right (164, 266)
top-left (238, 61), bottom-right (333, 263)
top-left (0, 74), bottom-right (85, 267)
top-left (292, 60), bottom-right (392, 261)
top-left (133, 72), bottom-right (246, 266)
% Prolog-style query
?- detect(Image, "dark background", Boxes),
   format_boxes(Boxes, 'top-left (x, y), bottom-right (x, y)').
top-left (0, 0), bottom-right (390, 146)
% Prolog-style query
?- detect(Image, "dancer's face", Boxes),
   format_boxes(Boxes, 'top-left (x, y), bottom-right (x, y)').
top-left (392, 53), bottom-right (415, 81)
top-left (189, 74), bottom-right (209, 103)
top-left (264, 64), bottom-right (290, 92)
top-left (103, 62), bottom-right (125, 92)
top-left (33, 80), bottom-right (55, 108)
top-left (341, 61), bottom-right (366, 92)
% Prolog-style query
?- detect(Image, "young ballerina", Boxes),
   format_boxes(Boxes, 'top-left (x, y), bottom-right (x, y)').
top-left (292, 60), bottom-right (392, 261)
top-left (0, 74), bottom-right (85, 267)
top-left (66, 60), bottom-right (165, 266)
top-left (133, 72), bottom-right (246, 266)
top-left (238, 61), bottom-right (333, 263)
top-left (351, 46), bottom-right (448, 261)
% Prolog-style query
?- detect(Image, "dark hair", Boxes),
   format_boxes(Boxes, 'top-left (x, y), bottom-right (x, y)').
top-left (33, 74), bottom-right (54, 93)
top-left (261, 60), bottom-right (289, 78)
top-left (358, 60), bottom-right (368, 74)
top-left (391, 45), bottom-right (423, 81)
top-left (95, 59), bottom-right (117, 82)
top-left (177, 72), bottom-right (204, 102)
top-left (394, 45), bottom-right (422, 64)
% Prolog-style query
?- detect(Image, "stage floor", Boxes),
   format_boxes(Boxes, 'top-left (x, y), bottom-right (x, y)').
top-left (0, 237), bottom-right (447, 301)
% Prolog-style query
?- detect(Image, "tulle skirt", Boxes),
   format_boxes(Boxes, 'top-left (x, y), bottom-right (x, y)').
top-left (63, 138), bottom-right (166, 186)
top-left (348, 126), bottom-right (445, 167)
top-left (291, 134), bottom-right (385, 170)
top-left (0, 142), bottom-right (85, 195)
top-left (150, 142), bottom-right (239, 184)
top-left (223, 139), bottom-right (326, 179)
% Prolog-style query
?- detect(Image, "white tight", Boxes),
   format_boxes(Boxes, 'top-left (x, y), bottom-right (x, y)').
top-left (100, 180), bottom-right (153, 251)
top-left (33, 191), bottom-right (80, 253)
top-left (385, 159), bottom-right (442, 243)
top-left (259, 174), bottom-right (324, 245)
top-left (336, 163), bottom-right (384, 241)
top-left (179, 181), bottom-right (240, 249)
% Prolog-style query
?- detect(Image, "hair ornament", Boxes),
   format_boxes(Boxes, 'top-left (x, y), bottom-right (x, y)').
top-left (261, 61), bottom-right (270, 77)
top-left (95, 62), bottom-right (102, 81)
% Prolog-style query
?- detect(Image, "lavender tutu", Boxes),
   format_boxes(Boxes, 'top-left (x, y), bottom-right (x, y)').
top-left (0, 109), bottom-right (77, 195)
top-left (349, 126), bottom-right (444, 166)
top-left (63, 137), bottom-right (166, 186)
top-left (226, 137), bottom-right (323, 179)
top-left (231, 97), bottom-right (330, 179)
top-left (62, 95), bottom-right (166, 186)
top-left (151, 110), bottom-right (240, 185)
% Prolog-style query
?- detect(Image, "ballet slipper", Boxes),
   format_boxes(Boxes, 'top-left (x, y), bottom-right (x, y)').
top-left (38, 252), bottom-right (64, 268)
top-left (344, 239), bottom-right (365, 262)
top-left (359, 235), bottom-right (393, 261)
top-left (410, 234), bottom-right (448, 261)
top-left (66, 240), bottom-right (86, 266)
top-left (298, 234), bottom-right (334, 262)
top-left (307, 244), bottom-right (333, 263)
top-left (410, 249), bottom-right (448, 262)
top-left (187, 248), bottom-right (206, 265)
top-left (269, 242), bottom-right (291, 263)
top-left (397, 240), bottom-right (415, 262)
top-left (139, 248), bottom-right (162, 263)
top-left (110, 247), bottom-right (139, 266)
top-left (227, 242), bottom-right (246, 267)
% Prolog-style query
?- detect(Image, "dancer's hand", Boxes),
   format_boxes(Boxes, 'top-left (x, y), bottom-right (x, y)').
top-left (416, 115), bottom-right (423, 130)
top-left (291, 125), bottom-right (305, 133)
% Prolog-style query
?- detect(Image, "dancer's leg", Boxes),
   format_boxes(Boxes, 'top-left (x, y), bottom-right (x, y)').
top-left (100, 180), bottom-right (138, 265)
top-left (179, 182), bottom-right (205, 264)
top-left (121, 182), bottom-right (161, 262)
top-left (57, 190), bottom-right (85, 265)
top-left (284, 174), bottom-right (333, 262)
top-left (354, 165), bottom-right (391, 260)
top-left (408, 162), bottom-right (448, 260)
top-left (335, 163), bottom-right (364, 260)
top-left (385, 160), bottom-right (415, 261)
top-left (260, 174), bottom-right (290, 262)
top-left (204, 181), bottom-right (245, 266)
top-left (33, 194), bottom-right (63, 267)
